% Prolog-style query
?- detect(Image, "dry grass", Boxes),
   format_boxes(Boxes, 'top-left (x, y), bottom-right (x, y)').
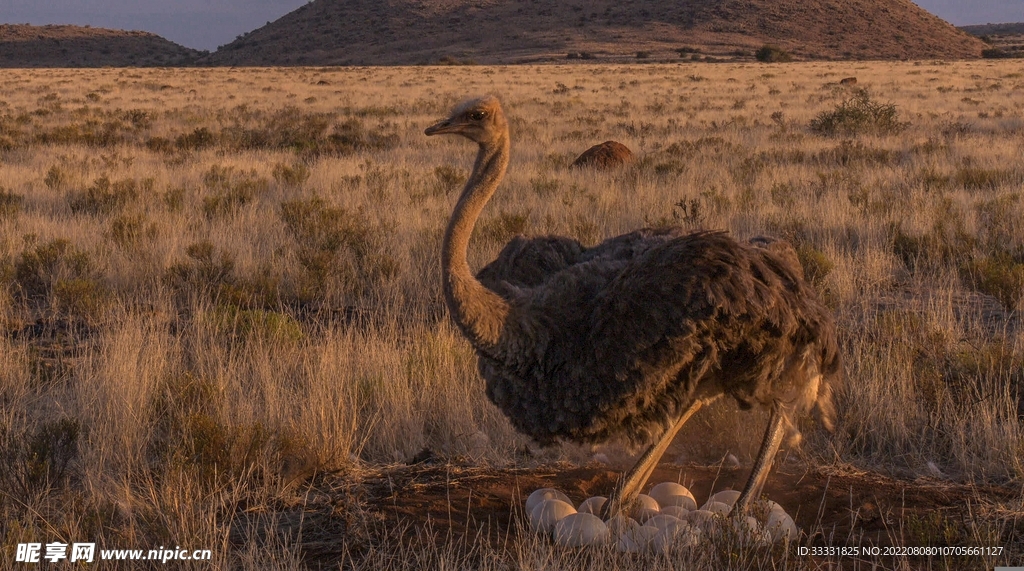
top-left (1, 60), bottom-right (1023, 569)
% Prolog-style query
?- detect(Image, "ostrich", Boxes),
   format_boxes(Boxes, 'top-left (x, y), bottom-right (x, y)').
top-left (425, 95), bottom-right (840, 519)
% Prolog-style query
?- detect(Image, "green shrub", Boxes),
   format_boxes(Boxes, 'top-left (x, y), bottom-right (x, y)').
top-left (280, 196), bottom-right (398, 299)
top-left (479, 210), bottom-right (531, 243)
top-left (0, 418), bottom-right (79, 497)
top-left (890, 201), bottom-right (975, 269)
top-left (43, 165), bottom-right (67, 190)
top-left (12, 239), bottom-right (106, 319)
top-left (175, 127), bottom-right (216, 151)
top-left (954, 165), bottom-right (1015, 191)
top-left (211, 305), bottom-right (304, 344)
top-left (108, 214), bottom-right (157, 249)
top-left (200, 165), bottom-right (269, 218)
top-left (68, 176), bottom-right (143, 215)
top-left (271, 162), bottom-right (311, 187)
top-left (796, 244), bottom-right (834, 287)
top-left (432, 165), bottom-right (467, 197)
top-left (962, 253), bottom-right (1024, 311)
top-left (165, 240), bottom-right (236, 299)
top-left (0, 187), bottom-right (24, 218)
top-left (810, 90), bottom-right (907, 137)
top-left (755, 45), bottom-right (792, 63)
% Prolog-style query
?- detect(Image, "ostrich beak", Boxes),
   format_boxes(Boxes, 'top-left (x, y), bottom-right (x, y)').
top-left (425, 118), bottom-right (458, 136)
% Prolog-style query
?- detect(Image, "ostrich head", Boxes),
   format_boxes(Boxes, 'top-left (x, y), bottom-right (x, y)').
top-left (424, 95), bottom-right (507, 145)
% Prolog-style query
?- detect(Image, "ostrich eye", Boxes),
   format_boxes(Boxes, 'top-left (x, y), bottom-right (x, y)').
top-left (469, 110), bottom-right (486, 121)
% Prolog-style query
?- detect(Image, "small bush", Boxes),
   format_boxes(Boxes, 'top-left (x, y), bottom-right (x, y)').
top-left (479, 210), bottom-right (530, 243)
top-left (810, 89), bottom-right (908, 137)
top-left (962, 253), bottom-right (1024, 311)
top-left (280, 196), bottom-right (398, 299)
top-left (68, 176), bottom-right (143, 215)
top-left (43, 165), bottom-right (67, 190)
top-left (0, 187), bottom-right (24, 218)
top-left (755, 45), bottom-right (793, 63)
top-left (175, 127), bottom-right (216, 151)
top-left (271, 162), bottom-right (311, 187)
top-left (954, 165), bottom-right (1014, 191)
top-left (12, 239), bottom-right (106, 319)
top-left (432, 165), bottom-right (467, 197)
top-left (813, 140), bottom-right (899, 167)
top-left (0, 418), bottom-right (79, 497)
top-left (165, 240), bottom-right (237, 301)
top-left (107, 214), bottom-right (157, 249)
top-left (201, 165), bottom-right (269, 218)
top-left (890, 201), bottom-right (975, 269)
top-left (796, 244), bottom-right (834, 287)
top-left (211, 305), bottom-right (304, 345)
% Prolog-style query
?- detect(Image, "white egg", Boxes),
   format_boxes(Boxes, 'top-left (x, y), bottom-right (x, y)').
top-left (553, 512), bottom-right (611, 547)
top-left (648, 482), bottom-right (698, 511)
top-left (525, 488), bottom-right (572, 515)
top-left (616, 533), bottom-right (642, 553)
top-left (645, 513), bottom-right (683, 531)
top-left (630, 525), bottom-right (661, 548)
top-left (631, 494), bottom-right (660, 522)
top-left (606, 514), bottom-right (639, 537)
top-left (707, 489), bottom-right (741, 508)
top-left (577, 496), bottom-right (607, 516)
top-left (686, 509), bottom-right (717, 530)
top-left (615, 524), bottom-right (658, 552)
top-left (530, 499), bottom-right (576, 534)
top-left (659, 505), bottom-right (690, 519)
top-left (732, 515), bottom-right (770, 543)
top-left (702, 500), bottom-right (732, 515)
top-left (650, 520), bottom-right (698, 553)
top-left (765, 507), bottom-right (799, 542)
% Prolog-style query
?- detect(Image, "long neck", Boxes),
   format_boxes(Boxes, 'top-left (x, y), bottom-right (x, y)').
top-left (442, 132), bottom-right (511, 355)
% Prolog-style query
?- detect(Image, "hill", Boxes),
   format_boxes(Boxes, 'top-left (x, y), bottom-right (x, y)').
top-left (960, 23), bottom-right (1024, 58)
top-left (0, 24), bottom-right (202, 68)
top-left (204, 0), bottom-right (985, 66)
top-left (960, 23), bottom-right (1024, 36)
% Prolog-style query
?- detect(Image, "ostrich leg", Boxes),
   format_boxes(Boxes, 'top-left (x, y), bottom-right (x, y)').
top-left (731, 403), bottom-right (786, 515)
top-left (600, 399), bottom-right (703, 520)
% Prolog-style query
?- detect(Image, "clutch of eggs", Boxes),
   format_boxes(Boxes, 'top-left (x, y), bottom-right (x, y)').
top-left (525, 484), bottom-right (798, 551)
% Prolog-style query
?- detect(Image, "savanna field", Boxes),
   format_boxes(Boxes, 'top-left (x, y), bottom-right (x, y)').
top-left (1, 60), bottom-right (1023, 569)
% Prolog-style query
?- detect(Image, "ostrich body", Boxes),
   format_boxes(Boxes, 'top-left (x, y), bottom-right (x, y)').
top-left (426, 96), bottom-right (840, 518)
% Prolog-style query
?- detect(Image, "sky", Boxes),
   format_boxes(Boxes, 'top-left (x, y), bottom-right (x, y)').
top-left (1, 0), bottom-right (1021, 51)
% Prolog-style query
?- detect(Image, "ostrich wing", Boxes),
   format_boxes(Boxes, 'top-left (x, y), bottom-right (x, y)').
top-left (586, 231), bottom-right (826, 427)
top-left (477, 235), bottom-right (584, 292)
top-left (477, 227), bottom-right (684, 294)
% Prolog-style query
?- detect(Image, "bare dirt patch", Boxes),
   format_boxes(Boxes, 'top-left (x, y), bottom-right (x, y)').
top-left (251, 460), bottom-right (1021, 569)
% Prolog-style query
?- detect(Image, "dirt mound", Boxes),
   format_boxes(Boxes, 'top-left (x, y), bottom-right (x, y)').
top-left (572, 141), bottom-right (635, 170)
top-left (0, 24), bottom-right (201, 68)
top-left (204, 0), bottom-right (984, 66)
top-left (243, 460), bottom-right (1019, 567)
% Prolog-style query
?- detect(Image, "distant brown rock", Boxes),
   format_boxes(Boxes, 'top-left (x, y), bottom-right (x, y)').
top-left (839, 77), bottom-right (858, 85)
top-left (571, 141), bottom-right (635, 170)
